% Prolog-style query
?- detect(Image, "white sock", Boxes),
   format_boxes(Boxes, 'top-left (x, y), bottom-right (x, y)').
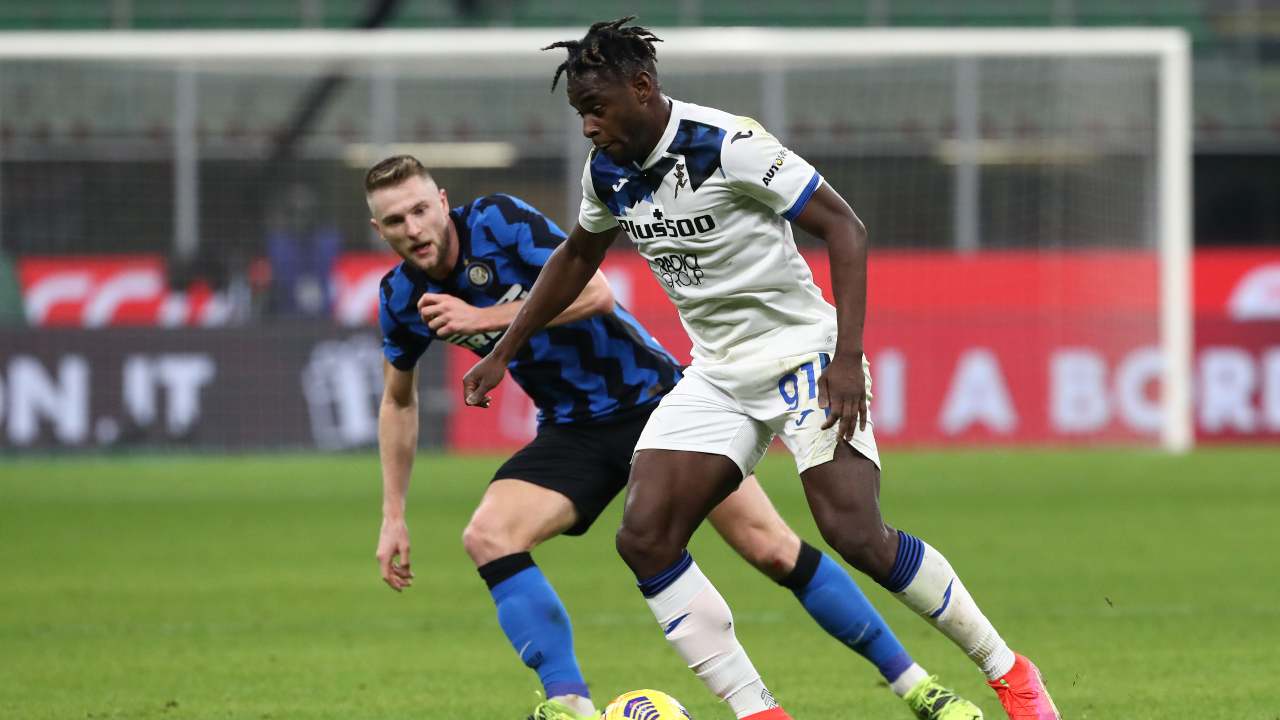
top-left (644, 557), bottom-right (778, 718)
top-left (549, 694), bottom-right (596, 715)
top-left (888, 662), bottom-right (929, 697)
top-left (894, 539), bottom-right (1016, 680)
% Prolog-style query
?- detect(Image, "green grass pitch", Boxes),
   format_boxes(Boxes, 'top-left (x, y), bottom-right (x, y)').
top-left (2, 449), bottom-right (1276, 719)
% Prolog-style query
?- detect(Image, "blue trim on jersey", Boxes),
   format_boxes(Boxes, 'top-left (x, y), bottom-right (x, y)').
top-left (783, 171), bottom-right (822, 221)
top-left (590, 150), bottom-right (675, 216)
top-left (667, 119), bottom-right (725, 192)
top-left (377, 193), bottom-right (682, 426)
top-left (589, 118), bottom-right (726, 215)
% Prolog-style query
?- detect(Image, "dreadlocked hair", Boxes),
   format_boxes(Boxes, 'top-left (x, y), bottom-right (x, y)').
top-left (543, 16), bottom-right (662, 92)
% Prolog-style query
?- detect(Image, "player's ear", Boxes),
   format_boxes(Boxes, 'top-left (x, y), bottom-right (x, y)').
top-left (438, 186), bottom-right (449, 208)
top-left (633, 70), bottom-right (656, 104)
top-left (368, 216), bottom-right (381, 235)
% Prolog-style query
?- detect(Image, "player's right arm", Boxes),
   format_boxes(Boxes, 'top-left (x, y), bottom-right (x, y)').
top-left (376, 359), bottom-right (418, 592)
top-left (418, 268), bottom-right (615, 336)
top-left (463, 224), bottom-right (616, 406)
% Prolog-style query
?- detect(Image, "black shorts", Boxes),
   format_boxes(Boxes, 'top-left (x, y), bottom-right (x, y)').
top-left (492, 403), bottom-right (655, 536)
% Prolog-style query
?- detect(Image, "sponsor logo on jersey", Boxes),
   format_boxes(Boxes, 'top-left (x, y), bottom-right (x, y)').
top-left (614, 210), bottom-right (716, 240)
top-left (443, 283), bottom-right (526, 350)
top-left (731, 130), bottom-right (754, 143)
top-left (762, 148), bottom-right (790, 187)
top-left (648, 252), bottom-right (705, 289)
top-left (618, 213), bottom-right (717, 241)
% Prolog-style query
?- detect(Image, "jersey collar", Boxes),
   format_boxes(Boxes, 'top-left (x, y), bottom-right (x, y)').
top-left (638, 96), bottom-right (683, 170)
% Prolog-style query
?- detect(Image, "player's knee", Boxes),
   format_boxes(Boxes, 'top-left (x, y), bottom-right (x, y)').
top-left (461, 516), bottom-right (520, 566)
top-left (615, 522), bottom-right (682, 576)
top-left (614, 523), bottom-right (650, 567)
top-left (735, 525), bottom-right (800, 579)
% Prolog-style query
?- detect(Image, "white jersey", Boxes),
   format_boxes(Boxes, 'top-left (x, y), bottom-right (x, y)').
top-left (579, 97), bottom-right (837, 365)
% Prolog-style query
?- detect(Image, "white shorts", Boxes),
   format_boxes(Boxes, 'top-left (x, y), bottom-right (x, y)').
top-left (633, 350), bottom-right (881, 477)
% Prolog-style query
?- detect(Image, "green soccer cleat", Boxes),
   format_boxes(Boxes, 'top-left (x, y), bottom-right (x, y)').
top-left (526, 698), bottom-right (600, 720)
top-left (904, 675), bottom-right (985, 720)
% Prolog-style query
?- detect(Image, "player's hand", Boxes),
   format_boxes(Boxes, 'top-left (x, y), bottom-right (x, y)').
top-left (376, 517), bottom-right (414, 592)
top-left (462, 354), bottom-right (506, 408)
top-left (818, 351), bottom-right (868, 441)
top-left (419, 293), bottom-right (487, 337)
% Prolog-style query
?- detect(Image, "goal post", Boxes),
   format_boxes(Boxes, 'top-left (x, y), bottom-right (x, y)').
top-left (0, 28), bottom-right (1193, 451)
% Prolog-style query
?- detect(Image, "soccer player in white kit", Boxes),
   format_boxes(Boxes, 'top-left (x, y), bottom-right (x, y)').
top-left (465, 17), bottom-right (1063, 720)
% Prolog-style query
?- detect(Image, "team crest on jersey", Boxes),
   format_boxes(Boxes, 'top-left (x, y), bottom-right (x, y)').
top-left (465, 260), bottom-right (493, 288)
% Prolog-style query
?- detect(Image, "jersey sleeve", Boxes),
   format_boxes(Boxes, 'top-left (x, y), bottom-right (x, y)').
top-left (378, 276), bottom-right (430, 371)
top-left (721, 117), bottom-right (823, 221)
top-left (578, 154), bottom-right (621, 233)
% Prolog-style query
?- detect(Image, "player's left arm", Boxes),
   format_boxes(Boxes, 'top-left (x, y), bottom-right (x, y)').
top-left (376, 359), bottom-right (418, 592)
top-left (417, 271), bottom-right (615, 336)
top-left (721, 118), bottom-right (869, 440)
top-left (792, 184), bottom-right (869, 441)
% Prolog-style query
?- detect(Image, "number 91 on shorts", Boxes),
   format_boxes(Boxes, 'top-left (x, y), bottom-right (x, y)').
top-left (632, 350), bottom-right (881, 477)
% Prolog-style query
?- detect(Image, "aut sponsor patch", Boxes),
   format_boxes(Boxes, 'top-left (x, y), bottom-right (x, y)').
top-left (762, 148), bottom-right (790, 187)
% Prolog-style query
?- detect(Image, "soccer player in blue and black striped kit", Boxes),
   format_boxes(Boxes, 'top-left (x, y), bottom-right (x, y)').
top-left (367, 155), bottom-right (981, 720)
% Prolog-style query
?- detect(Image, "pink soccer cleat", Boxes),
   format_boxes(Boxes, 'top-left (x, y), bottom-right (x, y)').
top-left (987, 653), bottom-right (1062, 719)
top-left (743, 708), bottom-right (793, 720)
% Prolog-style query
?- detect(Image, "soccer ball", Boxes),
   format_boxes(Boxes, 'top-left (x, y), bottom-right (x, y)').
top-left (602, 689), bottom-right (692, 720)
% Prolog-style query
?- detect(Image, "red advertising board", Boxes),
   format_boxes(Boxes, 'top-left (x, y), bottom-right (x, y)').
top-left (21, 249), bottom-right (1280, 328)
top-left (1193, 316), bottom-right (1280, 442)
top-left (16, 248), bottom-right (1280, 446)
top-left (16, 252), bottom-right (399, 328)
top-left (18, 255), bottom-right (225, 327)
top-left (444, 249), bottom-right (1280, 448)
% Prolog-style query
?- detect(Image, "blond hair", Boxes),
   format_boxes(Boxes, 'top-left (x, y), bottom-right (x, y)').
top-left (364, 155), bottom-right (432, 194)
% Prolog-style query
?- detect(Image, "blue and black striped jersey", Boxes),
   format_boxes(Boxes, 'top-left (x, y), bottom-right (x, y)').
top-left (378, 193), bottom-right (681, 426)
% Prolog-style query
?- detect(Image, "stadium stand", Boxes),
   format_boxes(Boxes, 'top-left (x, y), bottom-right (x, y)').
top-left (0, 0), bottom-right (1235, 38)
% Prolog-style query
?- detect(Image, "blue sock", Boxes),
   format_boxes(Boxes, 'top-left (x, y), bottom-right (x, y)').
top-left (781, 541), bottom-right (914, 683)
top-left (479, 553), bottom-right (589, 700)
